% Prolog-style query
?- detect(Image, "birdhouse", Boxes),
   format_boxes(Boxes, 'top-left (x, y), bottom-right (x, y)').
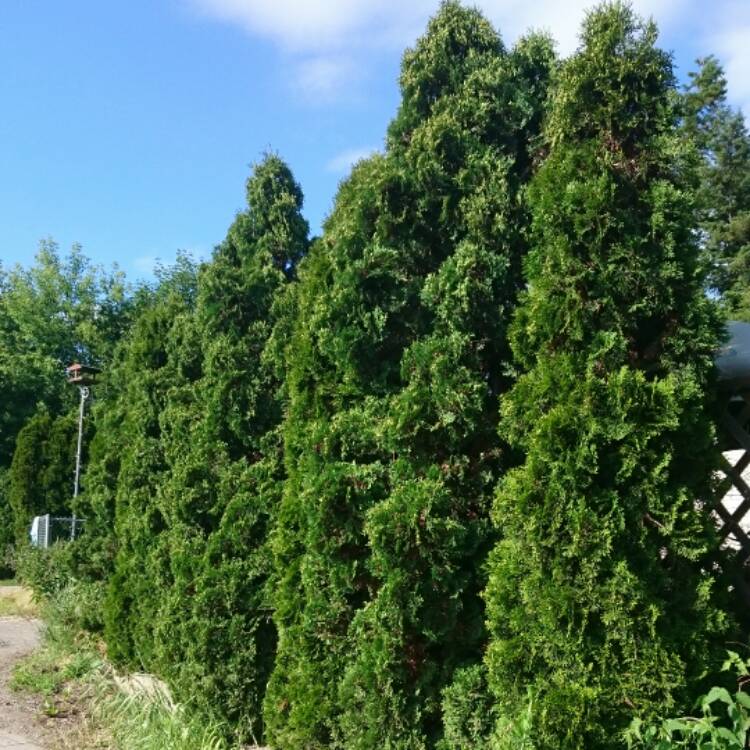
top-left (66, 362), bottom-right (101, 386)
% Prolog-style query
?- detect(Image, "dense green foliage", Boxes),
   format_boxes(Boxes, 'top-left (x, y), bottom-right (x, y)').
top-left (8, 407), bottom-right (78, 544)
top-left (264, 6), bottom-right (556, 748)
top-left (0, 242), bottom-right (128, 466)
top-left (85, 155), bottom-right (308, 744)
top-left (338, 26), bottom-right (556, 750)
top-left (154, 154), bottom-right (308, 743)
top-left (102, 279), bottom-right (198, 669)
top-left (626, 652), bottom-right (750, 749)
top-left (682, 56), bottom-right (750, 320)
top-left (79, 253), bottom-right (199, 589)
top-left (0, 243), bottom-right (130, 566)
top-left (4, 2), bottom-right (749, 748)
top-left (484, 5), bottom-right (734, 748)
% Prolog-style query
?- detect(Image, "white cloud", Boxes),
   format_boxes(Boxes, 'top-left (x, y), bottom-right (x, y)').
top-left (188, 0), bottom-right (431, 52)
top-left (293, 55), bottom-right (358, 101)
top-left (478, 0), bottom-right (688, 55)
top-left (188, 0), bottom-right (687, 54)
top-left (187, 0), bottom-right (749, 113)
top-left (711, 1), bottom-right (750, 115)
top-left (326, 145), bottom-right (379, 174)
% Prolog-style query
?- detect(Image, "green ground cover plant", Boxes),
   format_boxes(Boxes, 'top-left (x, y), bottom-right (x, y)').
top-left (626, 653), bottom-right (750, 749)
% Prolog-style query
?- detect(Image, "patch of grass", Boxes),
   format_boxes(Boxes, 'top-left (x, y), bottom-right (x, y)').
top-left (97, 690), bottom-right (239, 750)
top-left (0, 578), bottom-right (17, 586)
top-left (12, 582), bottom-right (260, 750)
top-left (11, 603), bottom-right (102, 727)
top-left (12, 643), bottom-right (100, 696)
top-left (0, 586), bottom-right (38, 617)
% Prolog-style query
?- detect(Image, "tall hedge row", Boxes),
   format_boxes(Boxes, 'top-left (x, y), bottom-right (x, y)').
top-left (65, 3), bottom-right (741, 749)
top-left (484, 6), bottom-right (733, 748)
top-left (264, 9), bottom-right (557, 748)
top-left (83, 155), bottom-right (308, 743)
top-left (155, 154), bottom-right (308, 743)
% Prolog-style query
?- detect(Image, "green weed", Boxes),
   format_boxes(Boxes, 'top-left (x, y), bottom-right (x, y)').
top-left (96, 689), bottom-right (239, 750)
top-left (626, 652), bottom-right (750, 749)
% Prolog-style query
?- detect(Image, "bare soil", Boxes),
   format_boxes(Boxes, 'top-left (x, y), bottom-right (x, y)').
top-left (0, 595), bottom-right (98, 749)
top-left (0, 615), bottom-right (48, 746)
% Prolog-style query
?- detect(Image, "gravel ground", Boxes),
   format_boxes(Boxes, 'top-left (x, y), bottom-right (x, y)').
top-left (0, 614), bottom-right (47, 748)
top-left (0, 595), bottom-right (268, 750)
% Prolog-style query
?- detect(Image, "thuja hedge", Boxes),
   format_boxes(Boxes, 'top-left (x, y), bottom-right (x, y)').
top-left (82, 156), bottom-right (308, 744)
top-left (69, 3), bottom-right (740, 749)
top-left (265, 8), bottom-right (557, 748)
top-left (153, 154), bottom-right (308, 743)
top-left (484, 5), bottom-right (736, 749)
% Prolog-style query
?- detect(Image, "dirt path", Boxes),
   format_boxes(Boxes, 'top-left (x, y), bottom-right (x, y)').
top-left (0, 615), bottom-right (46, 749)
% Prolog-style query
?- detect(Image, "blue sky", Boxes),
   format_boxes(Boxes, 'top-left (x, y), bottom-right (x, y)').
top-left (1, 0), bottom-right (748, 279)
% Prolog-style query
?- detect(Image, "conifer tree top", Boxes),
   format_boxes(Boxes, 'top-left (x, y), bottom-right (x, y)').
top-left (550, 2), bottom-right (673, 149)
top-left (512, 2), bottom-right (720, 373)
top-left (390, 1), bottom-right (504, 142)
top-left (243, 153), bottom-right (309, 277)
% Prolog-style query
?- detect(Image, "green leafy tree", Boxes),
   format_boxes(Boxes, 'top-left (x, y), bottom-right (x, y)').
top-left (484, 5), bottom-right (734, 748)
top-left (683, 56), bottom-right (750, 318)
top-left (264, 5), bottom-right (555, 748)
top-left (0, 241), bottom-right (128, 466)
top-left (0, 242), bottom-right (130, 561)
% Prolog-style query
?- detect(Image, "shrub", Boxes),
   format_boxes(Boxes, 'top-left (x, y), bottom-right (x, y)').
top-left (264, 5), bottom-right (556, 747)
top-left (484, 4), bottom-right (735, 748)
top-left (15, 543), bottom-right (72, 599)
top-left (8, 407), bottom-right (77, 545)
top-left (438, 665), bottom-right (494, 750)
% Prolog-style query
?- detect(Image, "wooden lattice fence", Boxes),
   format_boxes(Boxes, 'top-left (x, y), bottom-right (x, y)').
top-left (716, 391), bottom-right (750, 558)
top-left (713, 387), bottom-right (750, 605)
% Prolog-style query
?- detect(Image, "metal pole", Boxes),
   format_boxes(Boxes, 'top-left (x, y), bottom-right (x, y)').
top-left (72, 385), bottom-right (89, 540)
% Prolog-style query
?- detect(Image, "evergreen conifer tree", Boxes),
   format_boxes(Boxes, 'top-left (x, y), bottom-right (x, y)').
top-left (337, 29), bottom-right (556, 750)
top-left (264, 5), bottom-right (555, 747)
top-left (682, 56), bottom-right (750, 319)
top-left (79, 254), bottom-right (199, 589)
top-left (154, 154), bottom-right (308, 744)
top-left (8, 407), bottom-right (77, 543)
top-left (101, 264), bottom-right (198, 666)
top-left (484, 6), bottom-right (733, 748)
top-left (10, 408), bottom-right (53, 544)
top-left (0, 468), bottom-right (11, 576)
